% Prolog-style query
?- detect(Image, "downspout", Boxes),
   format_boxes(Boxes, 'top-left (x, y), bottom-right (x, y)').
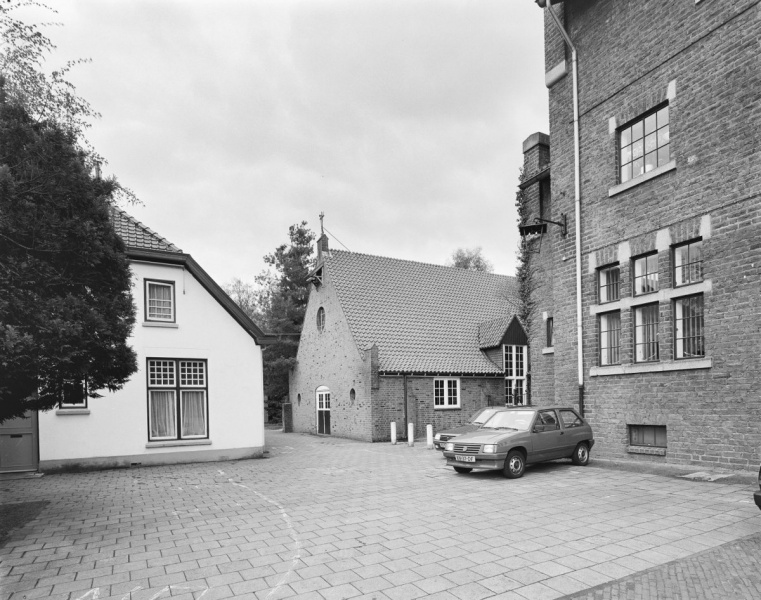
top-left (541, 1), bottom-right (584, 415)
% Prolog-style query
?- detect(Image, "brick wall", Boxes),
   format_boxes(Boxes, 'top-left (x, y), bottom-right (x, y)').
top-left (532, 0), bottom-right (761, 470)
top-left (373, 376), bottom-right (504, 441)
top-left (289, 265), bottom-right (374, 442)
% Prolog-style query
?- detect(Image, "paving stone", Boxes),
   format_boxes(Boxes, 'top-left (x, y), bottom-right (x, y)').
top-left (1, 431), bottom-right (760, 600)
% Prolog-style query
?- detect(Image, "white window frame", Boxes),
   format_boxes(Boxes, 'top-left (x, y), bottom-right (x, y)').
top-left (147, 358), bottom-right (208, 441)
top-left (433, 378), bottom-right (460, 409)
top-left (145, 280), bottom-right (175, 322)
top-left (504, 345), bottom-right (527, 405)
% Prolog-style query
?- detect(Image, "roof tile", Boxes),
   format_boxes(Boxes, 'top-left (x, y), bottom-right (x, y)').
top-left (325, 250), bottom-right (518, 374)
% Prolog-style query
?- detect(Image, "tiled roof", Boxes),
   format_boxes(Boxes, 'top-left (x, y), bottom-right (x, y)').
top-left (478, 315), bottom-right (515, 349)
top-left (110, 206), bottom-right (182, 253)
top-left (325, 250), bottom-right (519, 374)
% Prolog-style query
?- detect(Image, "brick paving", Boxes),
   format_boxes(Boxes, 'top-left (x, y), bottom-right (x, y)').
top-left (563, 533), bottom-right (761, 600)
top-left (1, 430), bottom-right (760, 600)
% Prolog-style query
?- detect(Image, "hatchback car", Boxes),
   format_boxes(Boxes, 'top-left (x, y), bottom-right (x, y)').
top-left (442, 406), bottom-right (594, 478)
top-left (433, 406), bottom-right (510, 450)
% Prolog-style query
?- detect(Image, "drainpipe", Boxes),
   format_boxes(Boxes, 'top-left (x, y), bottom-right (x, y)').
top-left (538, 0), bottom-right (584, 415)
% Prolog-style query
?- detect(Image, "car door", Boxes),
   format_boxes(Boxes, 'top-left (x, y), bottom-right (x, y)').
top-left (557, 409), bottom-right (584, 456)
top-left (530, 409), bottom-right (565, 462)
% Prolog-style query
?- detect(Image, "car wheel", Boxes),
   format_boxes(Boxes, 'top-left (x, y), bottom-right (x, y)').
top-left (503, 450), bottom-right (525, 479)
top-left (453, 467), bottom-right (472, 474)
top-left (572, 442), bottom-right (590, 466)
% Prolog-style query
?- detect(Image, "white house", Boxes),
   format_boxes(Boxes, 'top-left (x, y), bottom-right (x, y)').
top-left (0, 208), bottom-right (272, 473)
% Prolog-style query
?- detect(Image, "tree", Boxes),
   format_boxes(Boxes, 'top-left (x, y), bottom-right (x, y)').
top-left (448, 246), bottom-right (494, 272)
top-left (226, 222), bottom-right (316, 420)
top-left (0, 99), bottom-right (138, 423)
top-left (0, 1), bottom-right (138, 423)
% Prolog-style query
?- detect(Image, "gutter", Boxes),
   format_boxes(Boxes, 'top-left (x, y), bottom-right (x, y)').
top-left (537, 0), bottom-right (585, 415)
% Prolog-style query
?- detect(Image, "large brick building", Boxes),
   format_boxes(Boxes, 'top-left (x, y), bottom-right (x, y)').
top-left (288, 236), bottom-right (526, 441)
top-left (520, 0), bottom-right (760, 470)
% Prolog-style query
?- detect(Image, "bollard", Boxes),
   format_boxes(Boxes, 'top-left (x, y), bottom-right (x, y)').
top-left (391, 422), bottom-right (397, 445)
top-left (408, 422), bottom-right (414, 447)
top-left (426, 424), bottom-right (433, 449)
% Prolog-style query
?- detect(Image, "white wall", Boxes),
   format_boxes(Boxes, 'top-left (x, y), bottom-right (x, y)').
top-left (38, 260), bottom-right (265, 469)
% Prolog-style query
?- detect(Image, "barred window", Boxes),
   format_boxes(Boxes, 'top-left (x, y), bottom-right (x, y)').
top-left (633, 254), bottom-right (659, 296)
top-left (619, 105), bottom-right (670, 184)
top-left (316, 307), bottom-right (326, 332)
top-left (673, 240), bottom-right (703, 286)
top-left (598, 265), bottom-right (620, 303)
top-left (674, 295), bottom-right (704, 359)
top-left (434, 378), bottom-right (460, 409)
top-left (634, 304), bottom-right (659, 363)
top-left (600, 311), bottom-right (621, 366)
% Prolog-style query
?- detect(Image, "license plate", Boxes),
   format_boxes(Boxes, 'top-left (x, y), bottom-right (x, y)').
top-left (455, 455), bottom-right (475, 463)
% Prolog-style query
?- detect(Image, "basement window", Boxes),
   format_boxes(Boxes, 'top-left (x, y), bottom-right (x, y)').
top-left (629, 425), bottom-right (667, 448)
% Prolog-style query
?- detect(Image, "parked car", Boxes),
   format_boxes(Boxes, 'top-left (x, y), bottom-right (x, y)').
top-left (433, 406), bottom-right (510, 450)
top-left (755, 465), bottom-right (761, 510)
top-left (442, 406), bottom-right (594, 478)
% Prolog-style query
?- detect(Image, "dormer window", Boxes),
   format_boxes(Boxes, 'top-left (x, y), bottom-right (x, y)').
top-left (146, 280), bottom-right (175, 322)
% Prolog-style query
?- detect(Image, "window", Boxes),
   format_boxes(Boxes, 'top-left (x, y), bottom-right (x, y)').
top-left (546, 317), bottom-right (554, 348)
top-left (316, 307), bottom-right (325, 332)
top-left (674, 295), bottom-right (704, 359)
top-left (598, 265), bottom-right (620, 303)
top-left (619, 105), bottom-right (670, 184)
top-left (673, 240), bottom-right (703, 286)
top-left (634, 304), bottom-right (659, 363)
top-left (559, 409), bottom-right (583, 428)
top-left (599, 311), bottom-right (621, 365)
top-left (146, 280), bottom-right (175, 322)
top-left (60, 381), bottom-right (87, 408)
top-left (434, 378), bottom-right (460, 409)
top-left (629, 425), bottom-right (667, 448)
top-left (147, 359), bottom-right (208, 441)
top-left (537, 410), bottom-right (559, 430)
top-left (632, 254), bottom-right (659, 295)
top-left (504, 345), bottom-right (527, 406)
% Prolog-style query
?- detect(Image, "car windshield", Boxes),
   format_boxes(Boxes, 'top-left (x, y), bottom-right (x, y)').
top-left (481, 410), bottom-right (535, 431)
top-left (470, 408), bottom-right (499, 425)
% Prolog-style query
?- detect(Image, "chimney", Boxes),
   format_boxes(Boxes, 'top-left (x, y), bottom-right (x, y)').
top-left (316, 233), bottom-right (329, 263)
top-left (522, 132), bottom-right (550, 180)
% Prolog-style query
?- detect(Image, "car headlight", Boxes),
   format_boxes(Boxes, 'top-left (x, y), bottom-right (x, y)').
top-left (434, 433), bottom-right (441, 441)
top-left (483, 445), bottom-right (497, 454)
top-left (445, 442), bottom-right (454, 452)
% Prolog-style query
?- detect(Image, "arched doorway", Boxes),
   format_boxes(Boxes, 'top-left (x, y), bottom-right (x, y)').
top-left (316, 386), bottom-right (331, 435)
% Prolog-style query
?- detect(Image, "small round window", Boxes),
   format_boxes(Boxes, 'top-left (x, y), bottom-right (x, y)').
top-left (317, 307), bottom-right (325, 332)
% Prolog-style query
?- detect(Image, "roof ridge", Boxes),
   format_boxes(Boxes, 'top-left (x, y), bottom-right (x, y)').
top-left (327, 248), bottom-right (516, 280)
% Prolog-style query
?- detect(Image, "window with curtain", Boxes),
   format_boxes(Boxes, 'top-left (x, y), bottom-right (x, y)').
top-left (147, 358), bottom-right (208, 441)
top-left (598, 265), bottom-right (620, 303)
top-left (146, 280), bottom-right (175, 322)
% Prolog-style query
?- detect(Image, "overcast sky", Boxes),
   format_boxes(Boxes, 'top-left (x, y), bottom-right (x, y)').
top-left (29, 0), bottom-right (548, 284)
